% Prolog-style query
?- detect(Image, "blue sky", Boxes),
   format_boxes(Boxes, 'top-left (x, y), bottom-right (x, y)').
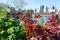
top-left (24, 0), bottom-right (60, 10)
top-left (0, 0), bottom-right (60, 10)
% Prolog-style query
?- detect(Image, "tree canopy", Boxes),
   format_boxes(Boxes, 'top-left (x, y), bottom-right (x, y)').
top-left (13, 0), bottom-right (27, 9)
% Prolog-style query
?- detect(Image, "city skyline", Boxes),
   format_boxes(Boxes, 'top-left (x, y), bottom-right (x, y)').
top-left (24, 0), bottom-right (60, 10)
top-left (0, 0), bottom-right (60, 11)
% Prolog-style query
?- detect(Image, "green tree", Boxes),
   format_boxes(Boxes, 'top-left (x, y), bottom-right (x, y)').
top-left (0, 4), bottom-right (7, 18)
top-left (24, 10), bottom-right (31, 15)
top-left (12, 0), bottom-right (27, 9)
top-left (0, 4), bottom-right (26, 40)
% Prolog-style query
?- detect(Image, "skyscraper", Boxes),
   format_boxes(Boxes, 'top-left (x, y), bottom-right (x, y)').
top-left (46, 6), bottom-right (49, 12)
top-left (55, 9), bottom-right (58, 12)
top-left (52, 6), bottom-right (58, 12)
top-left (52, 6), bottom-right (55, 9)
top-left (35, 9), bottom-right (37, 12)
top-left (40, 5), bottom-right (44, 12)
top-left (51, 6), bottom-right (56, 12)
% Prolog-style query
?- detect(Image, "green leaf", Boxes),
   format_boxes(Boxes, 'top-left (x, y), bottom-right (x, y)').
top-left (8, 33), bottom-right (16, 40)
top-left (7, 27), bottom-right (14, 33)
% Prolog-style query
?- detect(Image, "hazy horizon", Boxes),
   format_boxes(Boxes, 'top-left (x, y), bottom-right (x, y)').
top-left (0, 0), bottom-right (60, 11)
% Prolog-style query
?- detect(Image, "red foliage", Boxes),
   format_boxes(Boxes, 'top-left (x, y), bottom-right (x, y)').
top-left (51, 12), bottom-right (55, 14)
top-left (21, 17), bottom-right (27, 22)
top-left (35, 14), bottom-right (41, 18)
top-left (25, 22), bottom-right (31, 37)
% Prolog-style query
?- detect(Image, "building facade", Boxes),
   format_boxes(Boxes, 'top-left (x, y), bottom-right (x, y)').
top-left (40, 5), bottom-right (44, 12)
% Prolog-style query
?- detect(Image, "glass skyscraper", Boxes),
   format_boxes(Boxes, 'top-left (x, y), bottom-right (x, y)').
top-left (40, 5), bottom-right (44, 12)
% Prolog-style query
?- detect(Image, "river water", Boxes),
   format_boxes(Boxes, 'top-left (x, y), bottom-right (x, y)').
top-left (32, 14), bottom-right (60, 24)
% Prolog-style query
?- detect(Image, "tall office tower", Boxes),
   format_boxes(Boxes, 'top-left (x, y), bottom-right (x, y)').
top-left (55, 9), bottom-right (58, 12)
top-left (52, 6), bottom-right (55, 9)
top-left (35, 9), bottom-right (37, 12)
top-left (45, 6), bottom-right (49, 12)
top-left (40, 5), bottom-right (44, 12)
top-left (51, 6), bottom-right (56, 12)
